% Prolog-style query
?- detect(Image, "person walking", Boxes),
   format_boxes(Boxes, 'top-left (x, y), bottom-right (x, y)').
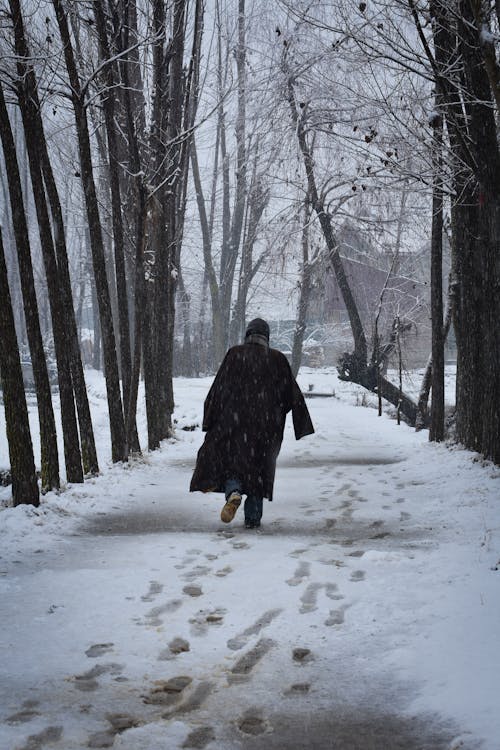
top-left (190, 318), bottom-right (314, 528)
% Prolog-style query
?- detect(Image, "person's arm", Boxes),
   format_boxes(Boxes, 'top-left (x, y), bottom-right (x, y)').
top-left (278, 351), bottom-right (315, 439)
top-left (291, 378), bottom-right (315, 439)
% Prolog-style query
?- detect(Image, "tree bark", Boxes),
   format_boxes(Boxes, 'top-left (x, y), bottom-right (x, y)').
top-left (0, 82), bottom-right (59, 492)
top-left (429, 114), bottom-right (445, 442)
top-left (119, 1), bottom-right (146, 454)
top-left (457, 0), bottom-right (500, 462)
top-left (10, 0), bottom-right (84, 482)
top-left (0, 228), bottom-right (39, 507)
top-left (219, 0), bottom-right (247, 347)
top-left (93, 0), bottom-right (138, 453)
top-left (291, 196), bottom-right (313, 378)
top-left (53, 0), bottom-right (127, 463)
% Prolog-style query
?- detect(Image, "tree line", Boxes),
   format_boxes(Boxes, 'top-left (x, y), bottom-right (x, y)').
top-left (0, 0), bottom-right (499, 507)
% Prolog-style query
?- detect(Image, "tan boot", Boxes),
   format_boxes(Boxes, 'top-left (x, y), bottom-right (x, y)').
top-left (220, 492), bottom-right (242, 523)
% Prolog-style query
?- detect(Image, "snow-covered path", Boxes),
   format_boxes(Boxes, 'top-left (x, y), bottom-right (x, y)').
top-left (1, 372), bottom-right (499, 749)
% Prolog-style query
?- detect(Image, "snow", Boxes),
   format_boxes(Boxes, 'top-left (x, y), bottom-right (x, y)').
top-left (1, 366), bottom-right (499, 749)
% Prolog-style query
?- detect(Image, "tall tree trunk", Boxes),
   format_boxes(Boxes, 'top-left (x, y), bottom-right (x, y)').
top-left (451, 192), bottom-right (484, 450)
top-left (93, 0), bottom-right (139, 453)
top-left (229, 162), bottom-right (269, 347)
top-left (286, 73), bottom-right (368, 367)
top-left (10, 0), bottom-right (84, 482)
top-left (291, 195), bottom-right (313, 377)
top-left (120, 2), bottom-right (146, 454)
top-left (53, 0), bottom-right (127, 463)
top-left (456, 0), bottom-right (500, 462)
top-left (153, 0), bottom-right (188, 440)
top-left (0, 228), bottom-right (39, 507)
top-left (429, 115), bottom-right (445, 442)
top-left (0, 82), bottom-right (59, 492)
top-left (219, 0), bottom-right (247, 348)
top-left (190, 139), bottom-right (225, 364)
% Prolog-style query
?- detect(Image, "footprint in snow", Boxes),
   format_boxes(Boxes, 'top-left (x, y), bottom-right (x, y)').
top-left (289, 548), bottom-right (309, 558)
top-left (5, 706), bottom-right (41, 725)
top-left (189, 608), bottom-right (226, 636)
top-left (286, 560), bottom-right (311, 586)
top-left (88, 714), bottom-right (140, 748)
top-left (181, 565), bottom-right (212, 582)
top-left (325, 606), bottom-right (348, 626)
top-left (231, 541), bottom-right (250, 550)
top-left (158, 637), bottom-right (190, 661)
top-left (284, 682), bottom-right (311, 696)
top-left (336, 483), bottom-right (352, 495)
top-left (215, 565), bottom-right (233, 577)
top-left (141, 581), bottom-right (163, 602)
top-left (72, 663), bottom-right (124, 692)
top-left (229, 638), bottom-right (275, 680)
top-left (162, 681), bottom-right (213, 719)
top-left (85, 643), bottom-right (114, 658)
top-left (292, 647), bottom-right (314, 663)
top-left (18, 725), bottom-right (63, 750)
top-left (183, 585), bottom-right (203, 598)
top-left (350, 570), bottom-right (366, 582)
top-left (237, 711), bottom-right (270, 736)
top-left (140, 599), bottom-right (183, 627)
top-left (143, 675), bottom-right (192, 706)
top-left (182, 725), bottom-right (216, 749)
top-left (227, 608), bottom-right (283, 651)
top-left (299, 582), bottom-right (342, 613)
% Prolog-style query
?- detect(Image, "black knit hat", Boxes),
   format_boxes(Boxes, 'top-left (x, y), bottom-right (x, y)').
top-left (245, 317), bottom-right (270, 340)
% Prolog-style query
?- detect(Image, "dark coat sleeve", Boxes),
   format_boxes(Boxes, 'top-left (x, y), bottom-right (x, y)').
top-left (291, 378), bottom-right (315, 439)
top-left (278, 352), bottom-right (314, 439)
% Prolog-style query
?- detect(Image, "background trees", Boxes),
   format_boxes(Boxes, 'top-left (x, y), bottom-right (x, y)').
top-left (1, 0), bottom-right (499, 503)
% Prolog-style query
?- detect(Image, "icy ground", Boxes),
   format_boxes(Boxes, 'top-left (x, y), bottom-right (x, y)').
top-left (1, 368), bottom-right (499, 750)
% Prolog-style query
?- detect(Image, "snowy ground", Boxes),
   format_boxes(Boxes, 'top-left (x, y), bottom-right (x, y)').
top-left (1, 367), bottom-right (499, 749)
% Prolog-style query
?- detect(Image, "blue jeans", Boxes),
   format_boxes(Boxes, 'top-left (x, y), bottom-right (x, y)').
top-left (225, 478), bottom-right (263, 524)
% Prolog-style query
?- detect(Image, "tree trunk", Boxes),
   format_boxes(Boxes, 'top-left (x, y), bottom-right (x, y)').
top-left (10, 0), bottom-right (84, 482)
top-left (219, 0), bottom-right (247, 347)
top-left (93, 0), bottom-right (138, 453)
top-left (120, 5), bottom-right (146, 454)
top-left (456, 0), bottom-right (500, 462)
top-left (229, 163), bottom-right (269, 348)
top-left (53, 0), bottom-right (127, 463)
top-left (286, 74), bottom-right (368, 368)
top-left (0, 82), bottom-right (59, 492)
top-left (415, 271), bottom-right (455, 431)
top-left (291, 196), bottom-right (313, 377)
top-left (429, 114), bottom-right (444, 442)
top-left (451, 194), bottom-right (484, 451)
top-left (0, 228), bottom-right (39, 507)
top-left (153, 0), bottom-right (188, 440)
top-left (285, 72), bottom-right (417, 418)
top-left (190, 139), bottom-right (225, 364)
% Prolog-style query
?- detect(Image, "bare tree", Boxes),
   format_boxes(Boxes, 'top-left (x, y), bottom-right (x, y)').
top-left (53, 0), bottom-right (127, 463)
top-left (0, 80), bottom-right (60, 492)
top-left (285, 61), bottom-right (418, 423)
top-left (0, 228), bottom-right (39, 506)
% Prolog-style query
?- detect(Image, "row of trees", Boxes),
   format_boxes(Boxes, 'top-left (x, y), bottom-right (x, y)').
top-left (0, 0), bottom-right (499, 507)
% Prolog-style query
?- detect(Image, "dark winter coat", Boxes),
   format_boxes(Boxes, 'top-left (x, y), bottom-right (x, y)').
top-left (190, 342), bottom-right (314, 500)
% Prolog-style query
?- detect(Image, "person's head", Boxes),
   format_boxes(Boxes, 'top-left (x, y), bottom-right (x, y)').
top-left (245, 318), bottom-right (270, 345)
